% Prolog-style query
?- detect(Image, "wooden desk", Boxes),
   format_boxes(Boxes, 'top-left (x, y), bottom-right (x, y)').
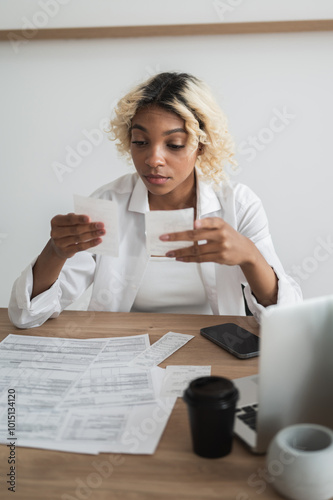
top-left (0, 308), bottom-right (282, 500)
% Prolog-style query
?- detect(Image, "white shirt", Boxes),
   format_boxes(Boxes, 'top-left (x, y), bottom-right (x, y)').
top-left (131, 256), bottom-right (212, 315)
top-left (8, 171), bottom-right (302, 328)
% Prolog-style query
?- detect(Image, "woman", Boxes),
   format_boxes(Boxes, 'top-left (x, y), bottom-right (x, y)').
top-left (9, 72), bottom-right (302, 328)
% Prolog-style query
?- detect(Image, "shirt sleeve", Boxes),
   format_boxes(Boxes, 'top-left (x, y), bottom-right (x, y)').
top-left (8, 252), bottom-right (96, 329)
top-left (235, 184), bottom-right (302, 321)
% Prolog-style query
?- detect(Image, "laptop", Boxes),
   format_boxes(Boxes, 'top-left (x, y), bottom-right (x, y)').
top-left (232, 294), bottom-right (333, 453)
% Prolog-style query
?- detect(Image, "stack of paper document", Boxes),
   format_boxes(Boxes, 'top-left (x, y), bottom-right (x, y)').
top-left (0, 331), bottom-right (210, 455)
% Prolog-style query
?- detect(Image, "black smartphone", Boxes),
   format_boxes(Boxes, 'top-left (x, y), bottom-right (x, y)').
top-left (200, 323), bottom-right (260, 359)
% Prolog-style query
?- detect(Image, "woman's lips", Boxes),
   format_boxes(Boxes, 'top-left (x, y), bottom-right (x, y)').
top-left (144, 175), bottom-right (169, 185)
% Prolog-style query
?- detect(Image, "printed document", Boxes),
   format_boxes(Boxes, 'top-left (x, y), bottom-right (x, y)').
top-left (73, 194), bottom-right (119, 256)
top-left (0, 332), bottom-right (189, 454)
top-left (145, 208), bottom-right (194, 256)
top-left (130, 331), bottom-right (194, 368)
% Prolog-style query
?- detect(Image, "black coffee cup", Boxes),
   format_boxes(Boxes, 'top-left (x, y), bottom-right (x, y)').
top-left (183, 376), bottom-right (239, 458)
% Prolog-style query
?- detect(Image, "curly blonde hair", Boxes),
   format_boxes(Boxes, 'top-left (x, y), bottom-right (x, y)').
top-left (107, 72), bottom-right (237, 184)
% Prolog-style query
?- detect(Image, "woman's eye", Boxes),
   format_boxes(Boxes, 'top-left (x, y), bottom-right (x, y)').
top-left (168, 144), bottom-right (185, 150)
top-left (131, 141), bottom-right (147, 146)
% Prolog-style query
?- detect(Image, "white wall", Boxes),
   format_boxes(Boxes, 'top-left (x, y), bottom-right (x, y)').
top-left (1, 0), bottom-right (333, 29)
top-left (1, 2), bottom-right (333, 309)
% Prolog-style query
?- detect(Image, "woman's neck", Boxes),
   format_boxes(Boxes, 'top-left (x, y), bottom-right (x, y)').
top-left (148, 175), bottom-right (197, 213)
top-left (149, 191), bottom-right (196, 212)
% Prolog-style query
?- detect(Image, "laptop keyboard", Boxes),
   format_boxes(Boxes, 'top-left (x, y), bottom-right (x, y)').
top-left (235, 404), bottom-right (258, 431)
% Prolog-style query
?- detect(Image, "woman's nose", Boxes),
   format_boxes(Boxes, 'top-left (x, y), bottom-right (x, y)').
top-left (145, 146), bottom-right (165, 168)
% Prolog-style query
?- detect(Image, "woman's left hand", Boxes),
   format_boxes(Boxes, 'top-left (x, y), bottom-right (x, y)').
top-left (160, 217), bottom-right (255, 266)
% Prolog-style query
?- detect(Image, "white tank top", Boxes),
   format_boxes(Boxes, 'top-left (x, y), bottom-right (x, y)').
top-left (131, 256), bottom-right (212, 314)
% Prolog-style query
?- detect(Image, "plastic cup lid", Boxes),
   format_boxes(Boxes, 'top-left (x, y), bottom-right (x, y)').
top-left (183, 376), bottom-right (238, 408)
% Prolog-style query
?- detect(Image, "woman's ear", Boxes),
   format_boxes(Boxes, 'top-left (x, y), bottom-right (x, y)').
top-left (197, 143), bottom-right (205, 156)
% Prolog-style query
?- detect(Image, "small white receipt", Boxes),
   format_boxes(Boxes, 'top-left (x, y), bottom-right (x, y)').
top-left (160, 365), bottom-right (211, 398)
top-left (73, 194), bottom-right (119, 256)
top-left (145, 208), bottom-right (194, 256)
top-left (129, 332), bottom-right (194, 368)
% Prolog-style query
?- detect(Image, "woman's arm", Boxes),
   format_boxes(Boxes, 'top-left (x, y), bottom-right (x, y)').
top-left (8, 212), bottom-right (104, 329)
top-left (160, 217), bottom-right (278, 307)
top-left (31, 239), bottom-right (67, 299)
top-left (238, 238), bottom-right (278, 307)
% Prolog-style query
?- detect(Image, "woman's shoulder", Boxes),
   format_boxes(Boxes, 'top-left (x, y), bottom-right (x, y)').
top-left (232, 181), bottom-right (262, 205)
top-left (210, 178), bottom-right (262, 205)
top-left (90, 172), bottom-right (139, 200)
top-left (210, 179), bottom-right (269, 233)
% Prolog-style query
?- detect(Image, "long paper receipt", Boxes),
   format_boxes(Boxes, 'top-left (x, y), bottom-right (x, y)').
top-left (145, 208), bottom-right (194, 256)
top-left (129, 332), bottom-right (194, 368)
top-left (73, 194), bottom-right (119, 256)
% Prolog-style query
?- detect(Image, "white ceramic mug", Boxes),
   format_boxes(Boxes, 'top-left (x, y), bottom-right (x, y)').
top-left (266, 423), bottom-right (333, 500)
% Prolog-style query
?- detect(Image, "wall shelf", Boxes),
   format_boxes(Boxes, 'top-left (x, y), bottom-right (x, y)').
top-left (1, 19), bottom-right (333, 41)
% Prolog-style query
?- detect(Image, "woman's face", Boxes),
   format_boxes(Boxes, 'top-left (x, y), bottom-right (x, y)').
top-left (130, 105), bottom-right (200, 203)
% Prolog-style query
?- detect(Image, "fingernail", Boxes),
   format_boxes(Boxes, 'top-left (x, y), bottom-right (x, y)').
top-left (95, 222), bottom-right (104, 229)
top-left (160, 234), bottom-right (169, 241)
top-left (194, 220), bottom-right (201, 228)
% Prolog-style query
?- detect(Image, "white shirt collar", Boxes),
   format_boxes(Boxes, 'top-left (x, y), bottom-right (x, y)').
top-left (128, 175), bottom-right (149, 214)
top-left (196, 172), bottom-right (221, 217)
top-left (128, 168), bottom-right (222, 217)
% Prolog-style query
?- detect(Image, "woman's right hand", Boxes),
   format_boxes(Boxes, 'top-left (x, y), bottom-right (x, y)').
top-left (50, 213), bottom-right (105, 260)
